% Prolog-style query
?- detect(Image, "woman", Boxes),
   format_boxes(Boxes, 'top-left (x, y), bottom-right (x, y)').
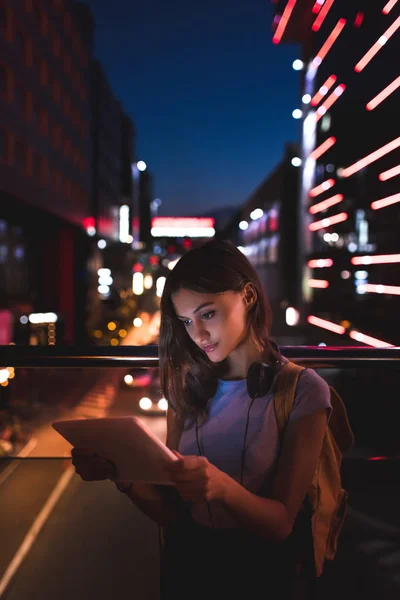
top-left (72, 239), bottom-right (331, 599)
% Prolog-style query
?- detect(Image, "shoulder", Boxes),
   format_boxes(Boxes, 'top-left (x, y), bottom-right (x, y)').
top-left (289, 367), bottom-right (332, 423)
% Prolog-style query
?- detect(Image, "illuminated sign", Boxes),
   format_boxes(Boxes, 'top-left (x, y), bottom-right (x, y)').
top-left (151, 217), bottom-right (215, 238)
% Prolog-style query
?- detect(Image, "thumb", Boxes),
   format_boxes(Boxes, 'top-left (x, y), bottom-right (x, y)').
top-left (172, 450), bottom-right (184, 460)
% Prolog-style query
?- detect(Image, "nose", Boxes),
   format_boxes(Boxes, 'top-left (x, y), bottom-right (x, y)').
top-left (192, 320), bottom-right (209, 345)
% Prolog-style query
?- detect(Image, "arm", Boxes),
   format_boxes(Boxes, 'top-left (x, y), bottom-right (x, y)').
top-left (221, 408), bottom-right (328, 541)
top-left (121, 407), bottom-right (183, 525)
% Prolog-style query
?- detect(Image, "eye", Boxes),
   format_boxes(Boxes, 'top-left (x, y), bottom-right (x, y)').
top-left (181, 319), bottom-right (192, 327)
top-left (202, 311), bottom-right (215, 320)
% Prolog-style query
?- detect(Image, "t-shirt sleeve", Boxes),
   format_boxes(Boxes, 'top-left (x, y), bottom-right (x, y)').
top-left (289, 368), bottom-right (332, 423)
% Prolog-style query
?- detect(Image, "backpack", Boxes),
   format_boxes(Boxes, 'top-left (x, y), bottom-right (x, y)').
top-left (274, 361), bottom-right (354, 578)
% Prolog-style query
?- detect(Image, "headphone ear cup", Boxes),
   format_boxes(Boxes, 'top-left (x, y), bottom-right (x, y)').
top-left (246, 362), bottom-right (276, 399)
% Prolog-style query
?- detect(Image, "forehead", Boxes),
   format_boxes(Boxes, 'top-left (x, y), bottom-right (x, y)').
top-left (171, 288), bottom-right (234, 315)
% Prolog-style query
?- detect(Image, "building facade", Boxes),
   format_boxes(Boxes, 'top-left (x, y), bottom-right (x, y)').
top-left (271, 0), bottom-right (400, 346)
top-left (222, 143), bottom-right (300, 334)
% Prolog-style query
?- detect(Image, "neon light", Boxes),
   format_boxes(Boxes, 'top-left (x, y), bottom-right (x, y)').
top-left (349, 330), bottom-right (395, 348)
top-left (371, 192), bottom-right (400, 210)
top-left (379, 164), bottom-right (400, 181)
top-left (308, 279), bottom-right (329, 288)
top-left (341, 137), bottom-right (400, 177)
top-left (312, 0), bottom-right (325, 14)
top-left (315, 84), bottom-right (346, 121)
top-left (313, 19), bottom-right (346, 67)
top-left (311, 75), bottom-right (337, 106)
top-left (366, 76), bottom-right (400, 111)
top-left (354, 16), bottom-right (400, 72)
top-left (272, 0), bottom-right (297, 44)
top-left (309, 193), bottom-right (343, 214)
top-left (312, 0), bottom-right (335, 31)
top-left (308, 212), bottom-right (348, 231)
top-left (310, 136), bottom-right (336, 159)
top-left (308, 258), bottom-right (334, 268)
top-left (382, 0), bottom-right (398, 14)
top-left (359, 283), bottom-right (400, 296)
top-left (354, 12), bottom-right (364, 27)
top-left (307, 315), bottom-right (346, 334)
top-left (309, 178), bottom-right (335, 197)
top-left (351, 253), bottom-right (400, 265)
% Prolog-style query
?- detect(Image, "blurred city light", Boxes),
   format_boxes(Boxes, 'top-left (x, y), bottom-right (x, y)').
top-left (137, 160), bottom-right (147, 171)
top-left (292, 109), bottom-right (303, 119)
top-left (292, 59), bottom-right (304, 70)
top-left (291, 157), bottom-right (302, 167)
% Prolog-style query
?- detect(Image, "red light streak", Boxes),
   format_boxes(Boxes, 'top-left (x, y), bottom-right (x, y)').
top-left (312, 0), bottom-right (325, 14)
top-left (341, 137), bottom-right (400, 177)
top-left (371, 192), bottom-right (400, 210)
top-left (308, 258), bottom-right (334, 268)
top-left (351, 253), bottom-right (400, 265)
top-left (310, 136), bottom-right (336, 160)
top-left (308, 212), bottom-right (348, 231)
top-left (349, 330), bottom-right (395, 348)
top-left (315, 84), bottom-right (346, 121)
top-left (360, 283), bottom-right (400, 296)
top-left (354, 12), bottom-right (364, 27)
top-left (312, 0), bottom-right (335, 31)
top-left (309, 178), bottom-right (335, 197)
top-left (272, 0), bottom-right (297, 44)
top-left (309, 193), bottom-right (344, 214)
top-left (311, 75), bottom-right (337, 106)
top-left (382, 0), bottom-right (398, 14)
top-left (366, 76), bottom-right (400, 110)
top-left (308, 279), bottom-right (330, 288)
top-left (354, 16), bottom-right (400, 72)
top-left (307, 315), bottom-right (346, 334)
top-left (313, 19), bottom-right (346, 67)
top-left (379, 164), bottom-right (400, 181)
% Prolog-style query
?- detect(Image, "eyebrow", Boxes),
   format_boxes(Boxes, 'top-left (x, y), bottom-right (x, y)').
top-left (176, 302), bottom-right (214, 319)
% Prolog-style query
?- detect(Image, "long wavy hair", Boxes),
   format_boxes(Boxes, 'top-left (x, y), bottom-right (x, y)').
top-left (159, 239), bottom-right (281, 429)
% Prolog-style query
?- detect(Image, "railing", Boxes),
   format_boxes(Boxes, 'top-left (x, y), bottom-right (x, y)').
top-left (1, 345), bottom-right (400, 367)
top-left (0, 345), bottom-right (399, 600)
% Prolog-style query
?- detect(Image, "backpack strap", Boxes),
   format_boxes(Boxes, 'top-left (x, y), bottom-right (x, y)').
top-left (274, 361), bottom-right (305, 441)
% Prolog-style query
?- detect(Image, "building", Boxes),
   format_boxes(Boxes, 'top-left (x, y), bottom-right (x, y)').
top-left (222, 143), bottom-right (300, 334)
top-left (0, 0), bottom-right (94, 343)
top-left (271, 0), bottom-right (400, 347)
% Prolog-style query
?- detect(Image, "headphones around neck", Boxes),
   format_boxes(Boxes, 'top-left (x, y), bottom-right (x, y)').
top-left (246, 360), bottom-right (279, 399)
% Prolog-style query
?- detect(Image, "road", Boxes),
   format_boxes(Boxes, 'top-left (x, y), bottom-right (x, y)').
top-left (0, 370), bottom-right (399, 599)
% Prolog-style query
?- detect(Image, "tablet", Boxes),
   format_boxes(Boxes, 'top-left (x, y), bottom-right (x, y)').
top-left (52, 416), bottom-right (179, 485)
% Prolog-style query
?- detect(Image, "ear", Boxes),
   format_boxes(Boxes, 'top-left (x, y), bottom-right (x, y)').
top-left (243, 282), bottom-right (257, 309)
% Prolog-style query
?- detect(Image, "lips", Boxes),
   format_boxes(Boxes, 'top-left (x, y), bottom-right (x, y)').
top-left (202, 343), bottom-right (219, 354)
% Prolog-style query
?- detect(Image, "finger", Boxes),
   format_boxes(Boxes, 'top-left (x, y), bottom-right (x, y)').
top-left (169, 466), bottom-right (205, 483)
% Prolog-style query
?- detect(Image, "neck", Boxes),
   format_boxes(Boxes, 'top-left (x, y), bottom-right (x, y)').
top-left (219, 339), bottom-right (265, 380)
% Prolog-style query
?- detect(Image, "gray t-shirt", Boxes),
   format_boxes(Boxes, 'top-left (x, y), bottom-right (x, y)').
top-left (178, 365), bottom-right (332, 528)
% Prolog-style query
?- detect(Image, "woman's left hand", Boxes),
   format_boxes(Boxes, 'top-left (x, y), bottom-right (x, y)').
top-left (166, 452), bottom-right (231, 504)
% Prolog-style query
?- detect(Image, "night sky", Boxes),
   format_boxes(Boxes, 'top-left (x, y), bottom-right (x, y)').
top-left (84, 0), bottom-right (301, 216)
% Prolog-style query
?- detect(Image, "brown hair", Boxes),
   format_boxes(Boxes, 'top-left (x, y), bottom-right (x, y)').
top-left (159, 239), bottom-right (281, 429)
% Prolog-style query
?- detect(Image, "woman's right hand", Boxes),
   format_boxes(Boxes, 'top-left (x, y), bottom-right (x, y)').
top-left (71, 447), bottom-right (116, 481)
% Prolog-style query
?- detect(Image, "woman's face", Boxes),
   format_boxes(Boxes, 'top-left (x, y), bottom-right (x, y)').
top-left (171, 288), bottom-right (250, 363)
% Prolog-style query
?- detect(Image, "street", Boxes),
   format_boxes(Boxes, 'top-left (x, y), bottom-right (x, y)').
top-left (0, 370), bottom-right (399, 599)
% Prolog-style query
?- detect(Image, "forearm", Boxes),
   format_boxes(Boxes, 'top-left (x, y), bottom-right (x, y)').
top-left (125, 482), bottom-right (182, 526)
top-left (222, 478), bottom-right (291, 542)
